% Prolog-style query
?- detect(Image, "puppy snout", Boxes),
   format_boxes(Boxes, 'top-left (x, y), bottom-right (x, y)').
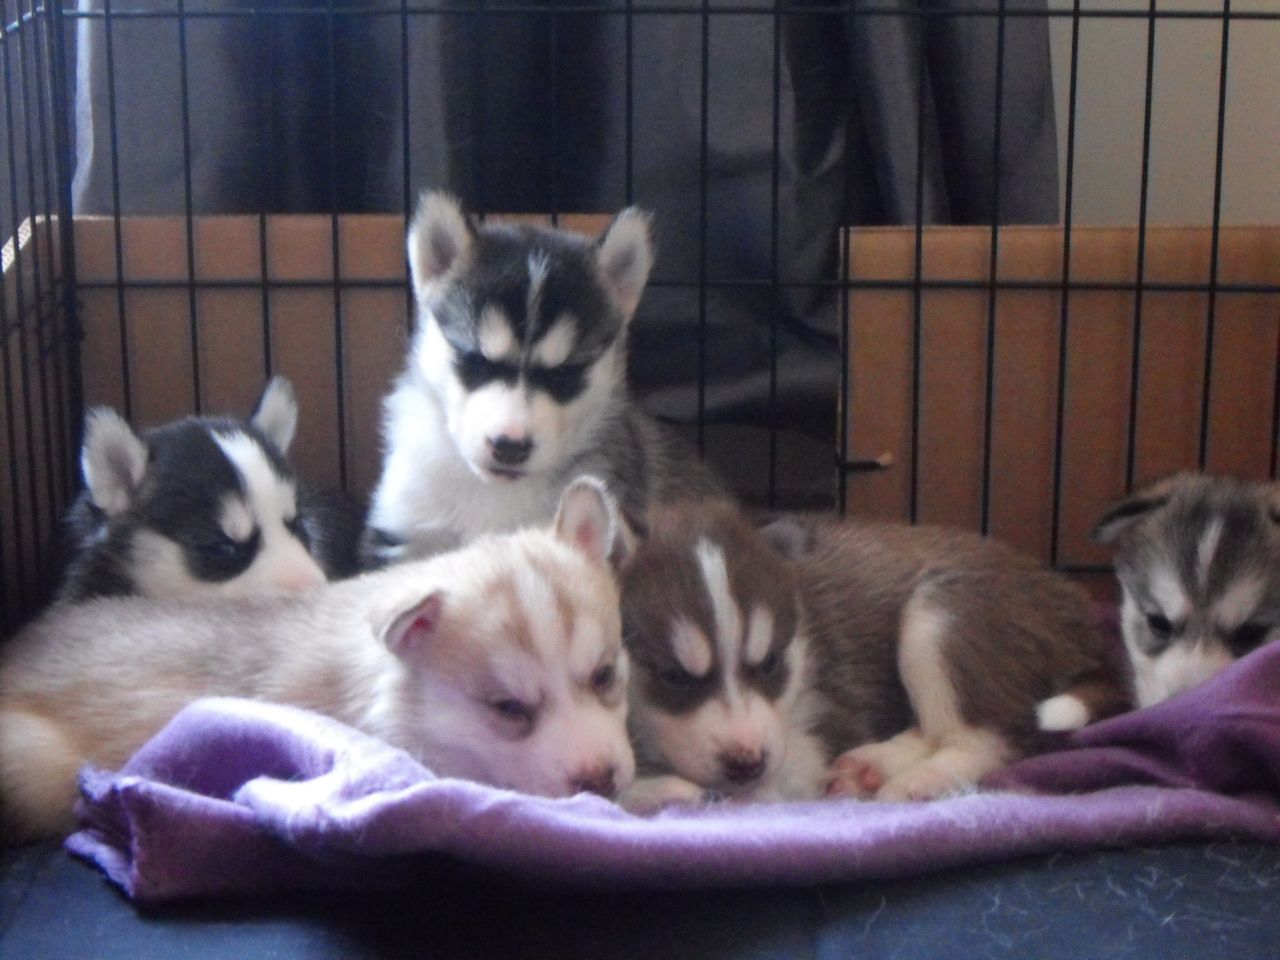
top-left (570, 764), bottom-right (617, 799)
top-left (488, 434), bottom-right (533, 466)
top-left (719, 749), bottom-right (767, 785)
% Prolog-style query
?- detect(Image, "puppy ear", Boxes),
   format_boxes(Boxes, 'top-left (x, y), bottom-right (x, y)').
top-left (1261, 482), bottom-right (1280, 525)
top-left (1092, 475), bottom-right (1186, 543)
top-left (407, 191), bottom-right (473, 300)
top-left (758, 517), bottom-right (816, 560)
top-left (596, 208), bottom-right (653, 319)
top-left (81, 407), bottom-right (148, 516)
top-left (250, 376), bottom-right (298, 454)
top-left (554, 475), bottom-right (629, 570)
top-left (384, 591), bottom-right (445, 659)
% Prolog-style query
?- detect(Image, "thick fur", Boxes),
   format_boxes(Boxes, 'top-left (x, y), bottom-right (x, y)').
top-left (619, 502), bottom-right (1129, 807)
top-left (1, 478), bottom-right (635, 842)
top-left (1094, 472), bottom-right (1280, 707)
top-left (365, 192), bottom-right (725, 564)
top-left (54, 378), bottom-right (362, 603)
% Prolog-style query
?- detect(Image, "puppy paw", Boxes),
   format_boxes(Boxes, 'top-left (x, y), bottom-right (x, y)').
top-left (825, 749), bottom-right (885, 798)
top-left (875, 760), bottom-right (965, 803)
top-left (619, 775), bottom-right (709, 813)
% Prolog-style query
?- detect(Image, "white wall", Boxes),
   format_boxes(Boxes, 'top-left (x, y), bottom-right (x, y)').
top-left (1049, 0), bottom-right (1279, 225)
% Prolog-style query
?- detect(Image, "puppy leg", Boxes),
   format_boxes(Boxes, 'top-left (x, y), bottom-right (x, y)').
top-left (0, 710), bottom-right (83, 841)
top-left (875, 587), bottom-right (1013, 802)
top-left (826, 728), bottom-right (931, 798)
top-left (619, 774), bottom-right (712, 813)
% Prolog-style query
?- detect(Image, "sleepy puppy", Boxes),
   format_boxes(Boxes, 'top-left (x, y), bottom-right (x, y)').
top-left (619, 502), bottom-right (1129, 807)
top-left (364, 192), bottom-right (726, 565)
top-left (0, 477), bottom-right (634, 843)
top-left (1094, 472), bottom-right (1279, 707)
top-left (54, 377), bottom-right (361, 603)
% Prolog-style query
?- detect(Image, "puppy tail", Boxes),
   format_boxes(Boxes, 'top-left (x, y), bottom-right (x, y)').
top-left (1035, 672), bottom-right (1133, 732)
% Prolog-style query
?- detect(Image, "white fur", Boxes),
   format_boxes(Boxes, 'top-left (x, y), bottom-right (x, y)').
top-left (407, 192), bottom-right (471, 299)
top-left (1121, 591), bottom-right (1236, 708)
top-left (744, 606), bottom-right (775, 666)
top-left (81, 408), bottom-right (148, 516)
top-left (533, 317), bottom-right (576, 368)
top-left (1036, 693), bottom-right (1091, 732)
top-left (1212, 575), bottom-right (1266, 633)
top-left (671, 617), bottom-right (713, 677)
top-left (596, 209), bottom-right (653, 316)
top-left (1149, 564), bottom-right (1191, 624)
top-left (478, 306), bottom-right (518, 362)
top-left (1196, 519), bottom-right (1223, 589)
top-left (250, 376), bottom-right (299, 454)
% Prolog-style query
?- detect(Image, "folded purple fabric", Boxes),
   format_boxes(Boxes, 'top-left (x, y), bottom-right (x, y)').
top-left (66, 642), bottom-right (1280, 903)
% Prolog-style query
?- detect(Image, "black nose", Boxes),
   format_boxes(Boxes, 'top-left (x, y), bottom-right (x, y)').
top-left (488, 435), bottom-right (533, 466)
top-left (570, 765), bottom-right (617, 799)
top-left (720, 750), bottom-right (767, 784)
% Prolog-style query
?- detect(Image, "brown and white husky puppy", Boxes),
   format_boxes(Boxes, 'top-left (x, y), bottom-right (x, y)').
top-left (618, 501), bottom-right (1129, 807)
top-left (1094, 472), bottom-right (1280, 708)
top-left (0, 477), bottom-right (635, 843)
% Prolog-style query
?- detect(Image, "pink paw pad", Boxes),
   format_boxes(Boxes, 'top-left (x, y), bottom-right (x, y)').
top-left (825, 752), bottom-right (885, 798)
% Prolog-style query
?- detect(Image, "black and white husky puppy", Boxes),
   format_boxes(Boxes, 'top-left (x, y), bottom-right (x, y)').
top-left (55, 378), bottom-right (360, 603)
top-left (1094, 472), bottom-right (1279, 707)
top-left (364, 192), bottom-right (726, 564)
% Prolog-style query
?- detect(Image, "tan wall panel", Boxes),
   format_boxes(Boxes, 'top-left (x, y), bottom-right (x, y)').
top-left (341, 288), bottom-right (410, 497)
top-left (78, 289), bottom-right (126, 413)
top-left (123, 289), bottom-right (197, 427)
top-left (1132, 292), bottom-right (1208, 482)
top-left (1206, 297), bottom-right (1280, 479)
top-left (195, 289), bottom-right (269, 417)
top-left (269, 289), bottom-right (340, 489)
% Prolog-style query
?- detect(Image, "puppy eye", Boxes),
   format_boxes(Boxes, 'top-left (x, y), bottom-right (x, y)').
top-left (1146, 613), bottom-right (1174, 639)
top-left (284, 515), bottom-right (310, 546)
top-left (659, 666), bottom-right (701, 689)
top-left (1231, 622), bottom-right (1270, 653)
top-left (591, 663), bottom-right (616, 692)
top-left (201, 534), bottom-right (251, 561)
top-left (489, 698), bottom-right (535, 724)
top-left (756, 651), bottom-right (781, 676)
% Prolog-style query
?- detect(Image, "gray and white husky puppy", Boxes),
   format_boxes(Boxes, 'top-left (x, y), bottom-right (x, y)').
top-left (364, 192), bottom-right (725, 564)
top-left (55, 377), bottom-right (361, 603)
top-left (1094, 472), bottom-right (1279, 707)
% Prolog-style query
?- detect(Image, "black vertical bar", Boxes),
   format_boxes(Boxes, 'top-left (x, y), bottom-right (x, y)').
top-left (979, 0), bottom-right (1007, 536)
top-left (909, 2), bottom-right (926, 524)
top-left (696, 0), bottom-right (709, 456)
top-left (1198, 0), bottom-right (1230, 469)
top-left (101, 0), bottom-right (131, 421)
top-left (48, 0), bottom-right (85, 493)
top-left (548, 0), bottom-right (558, 225)
top-left (1271, 327), bottom-right (1279, 480)
top-left (326, 0), bottom-right (347, 489)
top-left (1125, 0), bottom-right (1158, 492)
top-left (623, 0), bottom-right (633, 205)
top-left (400, 0), bottom-right (414, 330)
top-left (766, 0), bottom-right (781, 506)
top-left (175, 0), bottom-right (200, 412)
top-left (1049, 0), bottom-right (1082, 570)
top-left (472, 0), bottom-right (488, 212)
top-left (255, 3), bottom-right (272, 377)
top-left (836, 0), bottom-right (856, 516)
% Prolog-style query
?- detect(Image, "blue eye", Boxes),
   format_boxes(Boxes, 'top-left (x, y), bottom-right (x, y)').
top-left (756, 651), bottom-right (780, 676)
top-left (490, 698), bottom-right (534, 723)
top-left (660, 666), bottom-right (701, 689)
top-left (591, 663), bottom-right (616, 692)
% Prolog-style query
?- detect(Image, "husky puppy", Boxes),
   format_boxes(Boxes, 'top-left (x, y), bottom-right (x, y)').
top-left (619, 502), bottom-right (1129, 807)
top-left (364, 192), bottom-right (726, 564)
top-left (0, 477), bottom-right (634, 842)
top-left (55, 377), bottom-right (361, 602)
top-left (1094, 472), bottom-right (1279, 708)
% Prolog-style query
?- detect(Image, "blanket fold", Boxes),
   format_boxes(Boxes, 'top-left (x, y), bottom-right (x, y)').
top-left (66, 643), bottom-right (1280, 903)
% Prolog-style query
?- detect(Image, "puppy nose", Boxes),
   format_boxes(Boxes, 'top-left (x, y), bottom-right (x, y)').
top-left (488, 434), bottom-right (533, 466)
top-left (720, 749), bottom-right (767, 784)
top-left (570, 764), bottom-right (617, 799)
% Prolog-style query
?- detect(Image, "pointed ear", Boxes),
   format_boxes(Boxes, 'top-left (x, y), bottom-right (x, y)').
top-left (407, 191), bottom-right (473, 301)
top-left (250, 376), bottom-right (298, 454)
top-left (758, 517), bottom-right (816, 561)
top-left (384, 591), bottom-right (445, 660)
top-left (1261, 482), bottom-right (1280, 525)
top-left (81, 407), bottom-right (148, 516)
top-left (554, 475), bottom-right (629, 570)
top-left (1092, 476), bottom-right (1185, 544)
top-left (596, 208), bottom-right (653, 319)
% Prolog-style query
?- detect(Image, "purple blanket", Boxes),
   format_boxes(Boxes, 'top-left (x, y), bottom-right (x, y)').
top-left (67, 642), bottom-right (1280, 903)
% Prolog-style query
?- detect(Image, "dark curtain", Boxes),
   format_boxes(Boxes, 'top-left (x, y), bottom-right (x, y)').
top-left (70, 0), bottom-right (1058, 504)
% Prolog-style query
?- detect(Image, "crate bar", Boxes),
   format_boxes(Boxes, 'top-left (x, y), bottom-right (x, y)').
top-left (548, 0), bottom-right (559, 226)
top-left (399, 0), bottom-right (413, 331)
top-left (695, 0), bottom-right (709, 456)
top-left (766, 0), bottom-right (781, 506)
top-left (979, 0), bottom-right (1007, 536)
top-left (623, 0), bottom-right (633, 204)
top-left (1049, 0), bottom-right (1083, 568)
top-left (835, 0), bottom-right (857, 516)
top-left (48, 0), bottom-right (84, 494)
top-left (256, 3), bottom-right (272, 376)
top-left (909, 7), bottom-right (927, 524)
top-left (326, 0), bottom-right (348, 489)
top-left (15, 0), bottom-right (58, 529)
top-left (1, 18), bottom-right (41, 600)
top-left (100, 0), bottom-right (131, 419)
top-left (1124, 0), bottom-right (1158, 492)
top-left (472, 0), bottom-right (488, 212)
top-left (175, 0), bottom-right (200, 411)
top-left (1199, 0), bottom-right (1231, 469)
top-left (1273, 329), bottom-right (1280, 480)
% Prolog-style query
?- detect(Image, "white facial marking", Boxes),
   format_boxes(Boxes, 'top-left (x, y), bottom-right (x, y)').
top-left (533, 316), bottom-right (576, 368)
top-left (744, 606), bottom-right (774, 666)
top-left (478, 306), bottom-right (518, 362)
top-left (695, 539), bottom-right (743, 704)
top-left (526, 252), bottom-right (549, 340)
top-left (1149, 565), bottom-right (1191, 624)
top-left (218, 495), bottom-right (255, 542)
top-left (1139, 642), bottom-right (1236, 708)
top-left (1212, 576), bottom-right (1266, 633)
top-left (670, 617), bottom-right (713, 677)
top-left (1196, 519), bottom-right (1223, 589)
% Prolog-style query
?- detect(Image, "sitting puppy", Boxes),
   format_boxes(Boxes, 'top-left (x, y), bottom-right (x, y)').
top-left (364, 192), bottom-right (725, 564)
top-left (619, 502), bottom-right (1129, 807)
top-left (0, 477), bottom-right (634, 842)
top-left (1094, 472), bottom-right (1279, 707)
top-left (54, 377), bottom-right (361, 602)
